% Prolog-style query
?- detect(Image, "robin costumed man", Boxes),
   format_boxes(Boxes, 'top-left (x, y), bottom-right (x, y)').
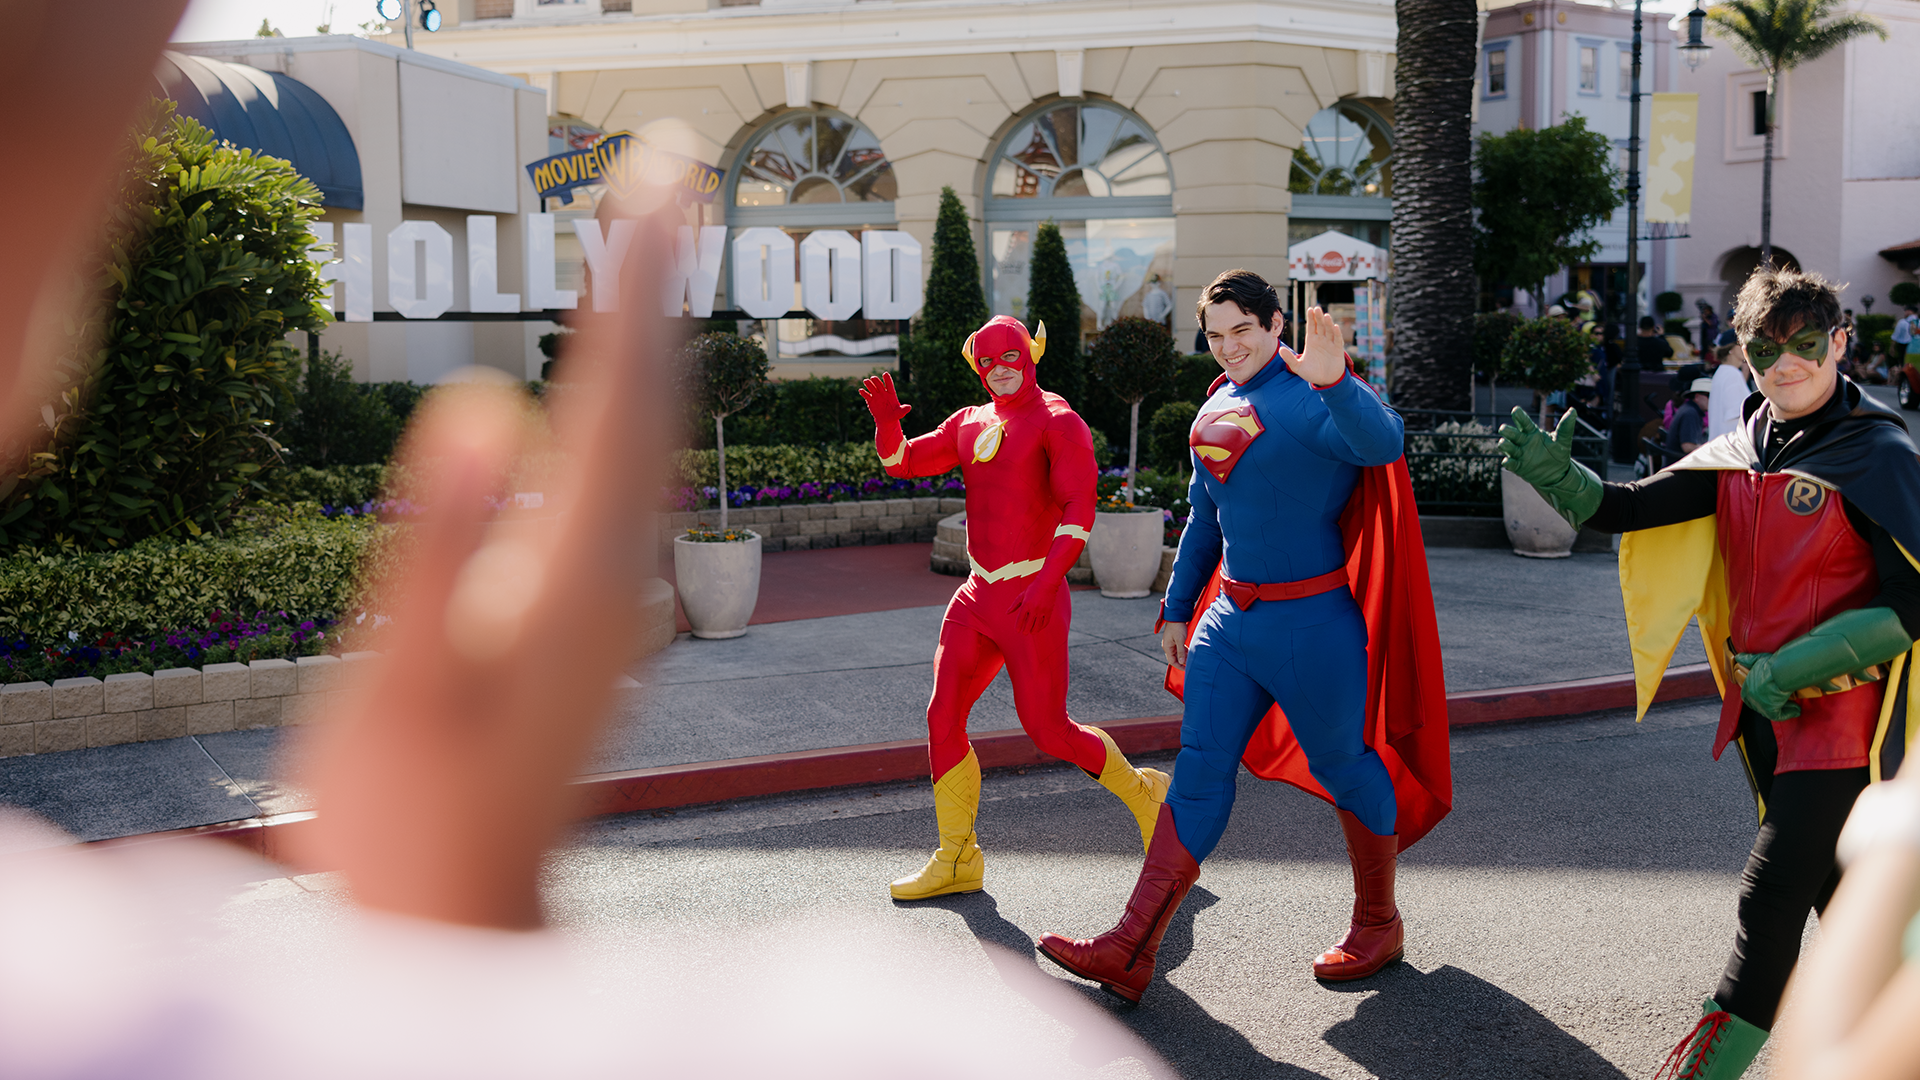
top-left (859, 315), bottom-right (1170, 901)
top-left (1500, 266), bottom-right (1920, 1079)
top-left (1036, 270), bottom-right (1453, 1002)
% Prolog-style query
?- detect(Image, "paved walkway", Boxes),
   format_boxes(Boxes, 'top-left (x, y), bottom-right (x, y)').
top-left (0, 542), bottom-right (1708, 842)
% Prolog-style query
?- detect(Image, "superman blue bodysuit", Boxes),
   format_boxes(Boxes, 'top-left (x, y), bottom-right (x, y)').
top-left (1038, 287), bottom-right (1449, 1000)
top-left (1159, 354), bottom-right (1406, 859)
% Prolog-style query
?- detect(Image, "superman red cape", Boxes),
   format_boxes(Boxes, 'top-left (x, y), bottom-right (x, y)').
top-left (1164, 456), bottom-right (1453, 852)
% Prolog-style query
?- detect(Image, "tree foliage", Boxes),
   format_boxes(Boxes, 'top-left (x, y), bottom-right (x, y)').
top-left (676, 332), bottom-right (770, 527)
top-left (1389, 0), bottom-right (1480, 410)
top-left (1148, 400), bottom-right (1199, 472)
top-left (1088, 317), bottom-right (1180, 499)
top-left (278, 351), bottom-right (406, 467)
top-left (1473, 312), bottom-right (1524, 383)
top-left (901, 187), bottom-right (988, 431)
top-left (0, 103), bottom-right (329, 549)
top-left (1889, 282), bottom-right (1920, 308)
top-left (1501, 316), bottom-right (1594, 395)
top-left (1025, 220), bottom-right (1085, 407)
top-left (1472, 116), bottom-right (1623, 313)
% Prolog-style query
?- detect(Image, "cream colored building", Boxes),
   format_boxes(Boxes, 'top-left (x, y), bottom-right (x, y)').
top-left (409, 0), bottom-right (1402, 377)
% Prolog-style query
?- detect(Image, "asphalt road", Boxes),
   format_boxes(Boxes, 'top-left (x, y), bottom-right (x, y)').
top-left (525, 696), bottom-right (1782, 1079)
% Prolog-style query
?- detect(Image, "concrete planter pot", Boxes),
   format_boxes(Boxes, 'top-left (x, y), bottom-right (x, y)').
top-left (673, 531), bottom-right (762, 639)
top-left (1501, 471), bottom-right (1576, 558)
top-left (1090, 508), bottom-right (1166, 598)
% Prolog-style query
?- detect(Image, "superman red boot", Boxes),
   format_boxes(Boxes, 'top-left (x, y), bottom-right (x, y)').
top-left (1311, 808), bottom-right (1404, 981)
top-left (1036, 804), bottom-right (1199, 1003)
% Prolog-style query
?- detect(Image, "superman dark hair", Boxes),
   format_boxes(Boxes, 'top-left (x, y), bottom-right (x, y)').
top-left (1197, 269), bottom-right (1283, 333)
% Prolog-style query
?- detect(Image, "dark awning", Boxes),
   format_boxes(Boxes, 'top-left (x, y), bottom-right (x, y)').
top-left (1881, 239), bottom-right (1920, 273)
top-left (154, 51), bottom-right (363, 211)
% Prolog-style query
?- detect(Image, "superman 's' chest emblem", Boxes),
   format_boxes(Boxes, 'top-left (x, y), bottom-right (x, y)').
top-left (1190, 402), bottom-right (1265, 482)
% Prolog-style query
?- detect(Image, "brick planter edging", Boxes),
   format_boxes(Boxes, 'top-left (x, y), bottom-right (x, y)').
top-left (0, 653), bottom-right (381, 758)
top-left (660, 496), bottom-right (966, 554)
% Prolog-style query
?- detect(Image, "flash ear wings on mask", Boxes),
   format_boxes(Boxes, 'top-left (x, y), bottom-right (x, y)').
top-left (961, 332), bottom-right (979, 373)
top-left (1031, 321), bottom-right (1047, 363)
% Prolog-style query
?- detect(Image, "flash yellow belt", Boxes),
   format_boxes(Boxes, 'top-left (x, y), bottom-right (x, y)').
top-left (1724, 639), bottom-right (1889, 700)
top-left (967, 525), bottom-right (1088, 583)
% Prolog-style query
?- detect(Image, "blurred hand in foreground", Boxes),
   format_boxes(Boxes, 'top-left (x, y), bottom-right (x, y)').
top-left (289, 193), bottom-right (680, 929)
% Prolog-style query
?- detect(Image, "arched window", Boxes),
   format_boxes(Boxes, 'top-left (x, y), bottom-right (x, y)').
top-left (984, 101), bottom-right (1177, 333)
top-left (729, 110), bottom-right (897, 225)
top-left (1289, 102), bottom-right (1394, 198)
top-left (724, 110), bottom-right (900, 364)
top-left (1288, 101), bottom-right (1394, 254)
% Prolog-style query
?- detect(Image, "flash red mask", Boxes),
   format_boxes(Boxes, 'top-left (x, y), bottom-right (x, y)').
top-left (962, 316), bottom-right (1047, 403)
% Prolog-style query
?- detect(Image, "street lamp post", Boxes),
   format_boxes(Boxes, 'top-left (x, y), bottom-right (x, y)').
top-left (1613, 0), bottom-right (1646, 463)
top-left (1614, 3), bottom-right (1712, 463)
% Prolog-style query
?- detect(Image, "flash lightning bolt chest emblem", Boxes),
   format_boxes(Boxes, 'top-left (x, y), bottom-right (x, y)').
top-left (972, 421), bottom-right (1007, 463)
top-left (1190, 402), bottom-right (1265, 482)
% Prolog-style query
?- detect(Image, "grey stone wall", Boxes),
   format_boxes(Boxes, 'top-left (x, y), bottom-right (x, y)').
top-left (659, 497), bottom-right (965, 555)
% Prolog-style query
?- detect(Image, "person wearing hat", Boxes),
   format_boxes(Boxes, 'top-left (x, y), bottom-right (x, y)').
top-left (1665, 377), bottom-right (1713, 458)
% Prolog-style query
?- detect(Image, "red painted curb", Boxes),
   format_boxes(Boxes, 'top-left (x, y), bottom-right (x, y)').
top-left (1447, 662), bottom-right (1718, 726)
top-left (92, 665), bottom-right (1720, 859)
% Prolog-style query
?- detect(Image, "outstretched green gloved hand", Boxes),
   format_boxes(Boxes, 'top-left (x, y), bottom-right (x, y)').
top-left (1734, 607), bottom-right (1914, 721)
top-left (1498, 407), bottom-right (1604, 529)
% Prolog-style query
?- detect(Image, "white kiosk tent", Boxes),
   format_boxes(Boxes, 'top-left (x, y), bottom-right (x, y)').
top-left (1286, 230), bottom-right (1389, 389)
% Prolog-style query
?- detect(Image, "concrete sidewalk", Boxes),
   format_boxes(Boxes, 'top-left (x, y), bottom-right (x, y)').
top-left (0, 544), bottom-right (1708, 842)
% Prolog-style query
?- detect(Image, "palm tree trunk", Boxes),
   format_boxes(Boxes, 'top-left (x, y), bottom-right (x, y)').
top-left (716, 413), bottom-right (728, 530)
top-left (1761, 71), bottom-right (1776, 266)
top-left (1388, 0), bottom-right (1480, 410)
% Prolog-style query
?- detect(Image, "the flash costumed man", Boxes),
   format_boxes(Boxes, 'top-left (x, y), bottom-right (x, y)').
top-left (1500, 266), bottom-right (1920, 1080)
top-left (858, 315), bottom-right (1170, 901)
top-left (1037, 271), bottom-right (1453, 1002)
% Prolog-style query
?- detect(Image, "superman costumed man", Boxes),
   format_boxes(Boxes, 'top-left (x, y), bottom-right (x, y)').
top-left (859, 315), bottom-right (1170, 901)
top-left (1038, 270), bottom-right (1453, 1002)
top-left (1501, 266), bottom-right (1920, 1079)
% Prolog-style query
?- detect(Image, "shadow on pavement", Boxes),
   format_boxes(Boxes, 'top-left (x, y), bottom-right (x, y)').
top-left (1322, 964), bottom-right (1628, 1079)
top-left (924, 888), bottom-right (1189, 1077)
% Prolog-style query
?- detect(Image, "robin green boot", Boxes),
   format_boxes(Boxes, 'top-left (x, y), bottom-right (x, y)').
top-left (1656, 999), bottom-right (1767, 1079)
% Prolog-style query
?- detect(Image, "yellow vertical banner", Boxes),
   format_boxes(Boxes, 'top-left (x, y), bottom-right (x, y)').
top-left (1646, 92), bottom-right (1698, 224)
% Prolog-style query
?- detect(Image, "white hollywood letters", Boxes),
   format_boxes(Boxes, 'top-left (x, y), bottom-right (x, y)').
top-left (307, 218), bottom-right (922, 322)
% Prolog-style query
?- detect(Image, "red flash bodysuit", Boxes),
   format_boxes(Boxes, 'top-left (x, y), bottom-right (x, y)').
top-left (868, 316), bottom-right (1106, 780)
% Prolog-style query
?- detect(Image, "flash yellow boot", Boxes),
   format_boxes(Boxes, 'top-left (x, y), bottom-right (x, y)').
top-left (1090, 727), bottom-right (1171, 851)
top-left (890, 748), bottom-right (985, 900)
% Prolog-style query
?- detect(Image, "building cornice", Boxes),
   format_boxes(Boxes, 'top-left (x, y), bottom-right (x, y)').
top-left (415, 0), bottom-right (1397, 75)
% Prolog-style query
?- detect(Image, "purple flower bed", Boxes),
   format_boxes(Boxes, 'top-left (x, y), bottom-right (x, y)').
top-left (0, 609), bottom-right (339, 684)
top-left (668, 475), bottom-right (966, 513)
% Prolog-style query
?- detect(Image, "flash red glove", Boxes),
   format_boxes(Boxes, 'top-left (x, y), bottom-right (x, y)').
top-left (859, 372), bottom-right (912, 425)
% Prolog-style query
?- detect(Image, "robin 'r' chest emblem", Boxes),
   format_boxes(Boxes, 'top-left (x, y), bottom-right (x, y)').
top-left (1190, 402), bottom-right (1264, 482)
top-left (1783, 477), bottom-right (1827, 516)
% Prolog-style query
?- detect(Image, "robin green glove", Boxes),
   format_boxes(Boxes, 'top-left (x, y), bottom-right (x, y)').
top-left (1734, 607), bottom-right (1913, 721)
top-left (1498, 407), bottom-right (1604, 529)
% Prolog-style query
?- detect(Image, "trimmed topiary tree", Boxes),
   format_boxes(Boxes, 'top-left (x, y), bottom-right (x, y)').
top-left (1891, 281), bottom-right (1920, 308)
top-left (0, 102), bottom-right (329, 549)
top-left (901, 187), bottom-right (988, 430)
top-left (677, 332), bottom-right (769, 528)
top-left (1473, 311), bottom-right (1523, 414)
top-left (1501, 316), bottom-right (1595, 427)
top-left (1148, 400), bottom-right (1199, 474)
top-left (1025, 219), bottom-right (1084, 407)
top-left (1654, 291), bottom-right (1684, 318)
top-left (1088, 316), bottom-right (1180, 502)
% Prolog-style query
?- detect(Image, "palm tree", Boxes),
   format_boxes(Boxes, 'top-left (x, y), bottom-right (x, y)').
top-left (1707, 0), bottom-right (1884, 265)
top-left (1388, 0), bottom-right (1480, 410)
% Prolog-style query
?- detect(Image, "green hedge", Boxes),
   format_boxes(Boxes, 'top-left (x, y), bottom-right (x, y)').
top-left (671, 442), bottom-right (890, 491)
top-left (0, 515), bottom-right (394, 642)
top-left (258, 464), bottom-right (392, 507)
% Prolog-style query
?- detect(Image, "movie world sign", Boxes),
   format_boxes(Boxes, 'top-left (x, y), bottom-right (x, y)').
top-left (306, 217), bottom-right (923, 322)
